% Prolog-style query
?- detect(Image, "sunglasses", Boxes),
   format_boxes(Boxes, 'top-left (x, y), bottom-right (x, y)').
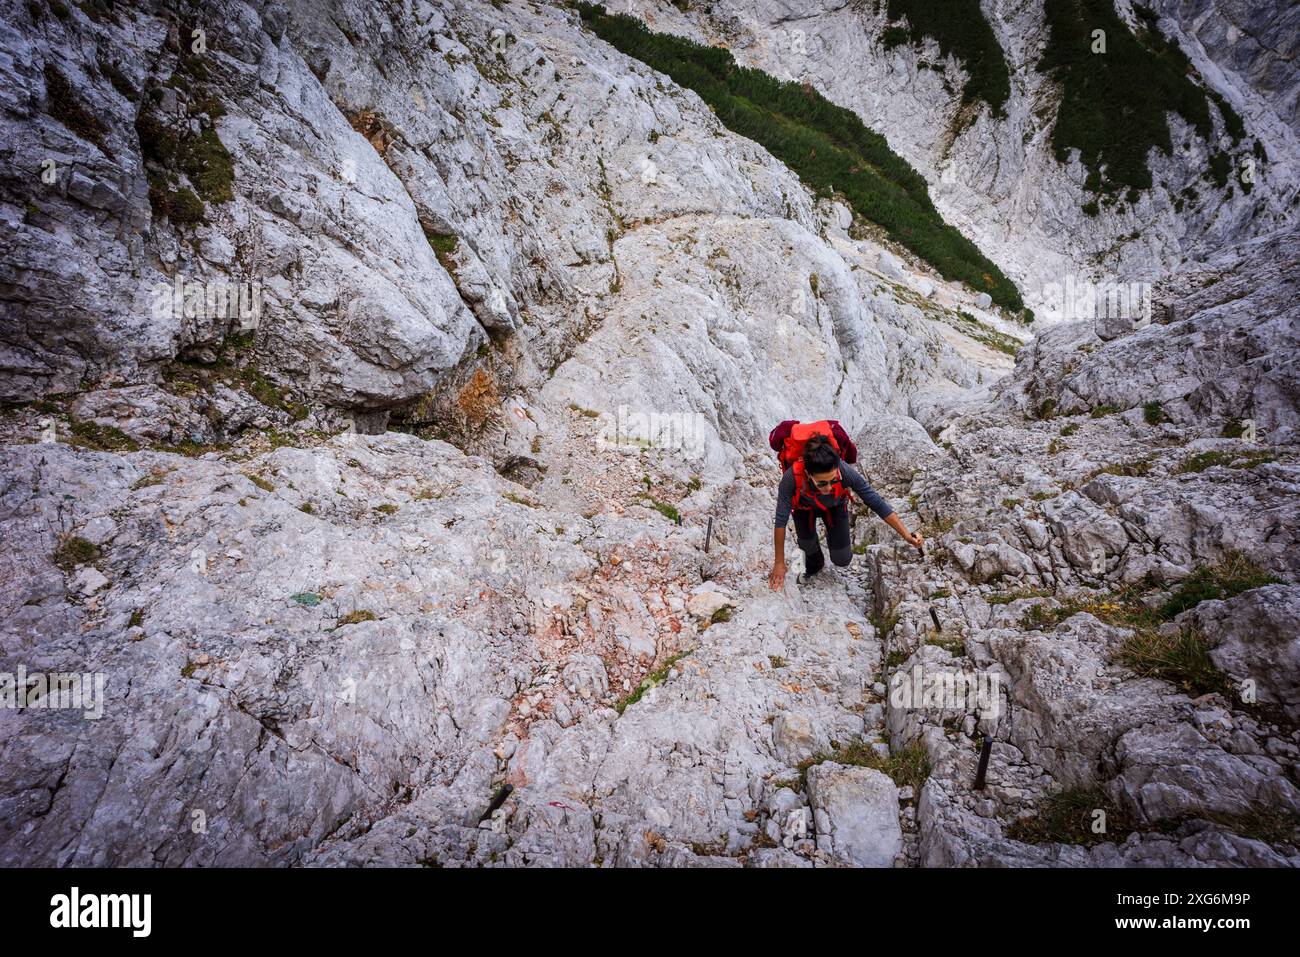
top-left (810, 470), bottom-right (840, 488)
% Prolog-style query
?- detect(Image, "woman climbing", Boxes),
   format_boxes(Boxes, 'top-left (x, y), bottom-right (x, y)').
top-left (767, 420), bottom-right (923, 590)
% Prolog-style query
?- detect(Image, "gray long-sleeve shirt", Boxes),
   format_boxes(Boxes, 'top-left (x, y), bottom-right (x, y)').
top-left (774, 455), bottom-right (894, 528)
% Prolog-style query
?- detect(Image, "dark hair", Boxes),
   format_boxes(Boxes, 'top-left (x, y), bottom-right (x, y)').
top-left (803, 435), bottom-right (839, 474)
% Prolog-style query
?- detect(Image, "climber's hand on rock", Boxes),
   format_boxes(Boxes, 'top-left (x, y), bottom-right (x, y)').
top-left (768, 561), bottom-right (786, 590)
top-left (907, 531), bottom-right (925, 551)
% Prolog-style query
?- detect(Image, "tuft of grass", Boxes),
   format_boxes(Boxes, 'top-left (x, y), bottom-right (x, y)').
top-left (373, 503), bottom-right (399, 515)
top-left (988, 587), bottom-right (1053, 606)
top-left (872, 604), bottom-right (902, 644)
top-left (53, 534), bottom-right (100, 571)
top-left (1143, 400), bottom-right (1166, 425)
top-left (44, 64), bottom-right (109, 154)
top-left (291, 592), bottom-right (322, 607)
top-left (1089, 403), bottom-right (1121, 418)
top-left (1157, 550), bottom-right (1281, 620)
top-left (797, 738), bottom-right (931, 792)
top-left (1176, 449), bottom-right (1276, 474)
top-left (1018, 579), bottom-right (1160, 631)
top-left (1006, 786), bottom-right (1132, 845)
top-left (616, 649), bottom-right (694, 714)
top-left (67, 417), bottom-right (139, 452)
top-left (1118, 623), bottom-right (1230, 697)
top-left (1201, 807), bottom-right (1300, 846)
top-left (247, 474), bottom-right (274, 492)
top-left (148, 179), bottom-right (205, 226)
top-left (423, 228), bottom-right (459, 273)
top-left (640, 495), bottom-right (680, 523)
top-left (336, 610), bottom-right (377, 627)
top-left (709, 604), bottom-right (733, 625)
top-left (926, 631), bottom-right (966, 656)
top-left (135, 112), bottom-right (178, 165)
top-left (179, 127), bottom-right (234, 204)
top-left (1085, 456), bottom-right (1155, 481)
top-left (1010, 787), bottom-right (1300, 847)
top-left (131, 468), bottom-right (169, 490)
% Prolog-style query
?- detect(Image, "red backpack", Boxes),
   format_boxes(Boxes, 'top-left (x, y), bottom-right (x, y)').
top-left (768, 420), bottom-right (858, 526)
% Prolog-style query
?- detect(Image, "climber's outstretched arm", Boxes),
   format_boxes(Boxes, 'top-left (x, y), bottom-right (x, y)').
top-left (840, 461), bottom-right (923, 550)
top-left (881, 510), bottom-right (924, 550)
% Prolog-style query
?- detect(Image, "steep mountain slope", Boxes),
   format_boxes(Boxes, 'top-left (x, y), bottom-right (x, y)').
top-left (0, 0), bottom-right (1296, 867)
top-left (611, 0), bottom-right (1300, 321)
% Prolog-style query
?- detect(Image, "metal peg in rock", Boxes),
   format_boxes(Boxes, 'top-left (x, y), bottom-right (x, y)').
top-left (973, 735), bottom-right (993, 791)
top-left (704, 516), bottom-right (713, 553)
top-left (476, 783), bottom-right (514, 825)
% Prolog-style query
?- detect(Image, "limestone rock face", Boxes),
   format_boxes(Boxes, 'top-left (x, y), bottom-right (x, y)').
top-left (807, 762), bottom-right (903, 867)
top-left (878, 228), bottom-right (1300, 869)
top-left (0, 0), bottom-right (1297, 870)
top-left (1176, 584), bottom-right (1300, 719)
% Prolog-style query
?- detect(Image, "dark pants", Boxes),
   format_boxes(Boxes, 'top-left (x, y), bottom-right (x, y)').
top-left (792, 498), bottom-right (853, 575)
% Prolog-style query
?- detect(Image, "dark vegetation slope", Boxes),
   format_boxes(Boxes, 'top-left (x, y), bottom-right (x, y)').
top-left (577, 3), bottom-right (1028, 315)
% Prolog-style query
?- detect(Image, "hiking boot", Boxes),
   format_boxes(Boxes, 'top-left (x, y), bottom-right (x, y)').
top-left (798, 551), bottom-right (825, 583)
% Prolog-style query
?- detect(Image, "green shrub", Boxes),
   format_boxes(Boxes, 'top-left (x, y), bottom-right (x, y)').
top-left (640, 494), bottom-right (680, 523)
top-left (882, 0), bottom-right (1011, 114)
top-left (1040, 0), bottom-right (1229, 196)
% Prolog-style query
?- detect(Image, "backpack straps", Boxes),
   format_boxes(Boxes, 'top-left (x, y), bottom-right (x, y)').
top-left (791, 459), bottom-right (846, 527)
